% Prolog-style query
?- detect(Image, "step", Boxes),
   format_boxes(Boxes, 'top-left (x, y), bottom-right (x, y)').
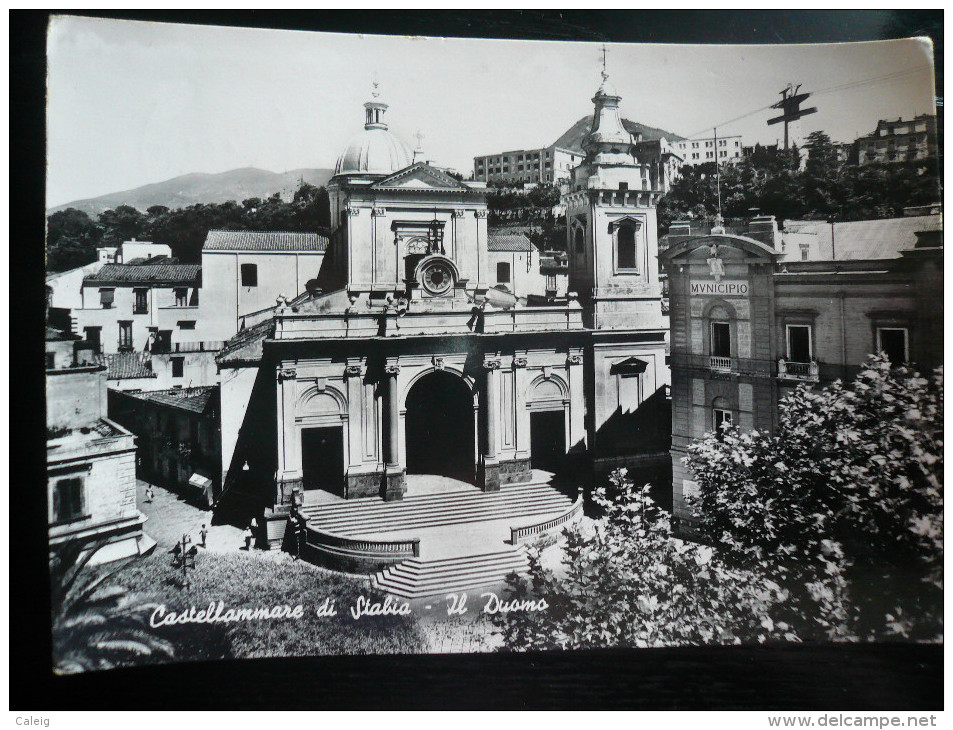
top-left (379, 554), bottom-right (528, 581)
top-left (371, 549), bottom-right (531, 598)
top-left (299, 482), bottom-right (560, 517)
top-left (307, 492), bottom-right (571, 523)
top-left (309, 494), bottom-right (572, 530)
top-left (310, 502), bottom-right (573, 537)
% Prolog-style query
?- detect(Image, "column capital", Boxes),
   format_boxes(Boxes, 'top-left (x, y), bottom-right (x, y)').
top-left (566, 354), bottom-right (583, 366)
top-left (344, 365), bottom-right (363, 378)
top-left (384, 364), bottom-right (401, 376)
top-left (452, 208), bottom-right (467, 218)
top-left (372, 207), bottom-right (387, 217)
top-left (277, 367), bottom-right (297, 381)
top-left (474, 209), bottom-right (489, 219)
top-left (345, 206), bottom-right (361, 217)
top-left (482, 359), bottom-right (501, 371)
top-left (512, 357), bottom-right (528, 369)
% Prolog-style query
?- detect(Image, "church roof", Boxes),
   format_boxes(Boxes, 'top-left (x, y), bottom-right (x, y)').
top-left (554, 115), bottom-right (685, 153)
top-left (369, 162), bottom-right (472, 192)
top-left (203, 230), bottom-right (330, 253)
top-left (488, 232), bottom-right (535, 252)
top-left (216, 318), bottom-right (275, 365)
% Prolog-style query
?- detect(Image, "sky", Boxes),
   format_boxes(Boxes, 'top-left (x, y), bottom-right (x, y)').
top-left (46, 16), bottom-right (937, 208)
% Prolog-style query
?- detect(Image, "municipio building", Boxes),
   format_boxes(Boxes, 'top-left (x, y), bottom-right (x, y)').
top-left (660, 210), bottom-right (943, 535)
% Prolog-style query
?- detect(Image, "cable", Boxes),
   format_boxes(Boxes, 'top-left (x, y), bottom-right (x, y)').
top-left (682, 65), bottom-right (934, 140)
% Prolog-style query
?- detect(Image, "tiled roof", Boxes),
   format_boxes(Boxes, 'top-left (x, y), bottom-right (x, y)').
top-left (121, 386), bottom-right (217, 415)
top-left (203, 230), bottom-right (330, 252)
top-left (216, 318), bottom-right (274, 365)
top-left (99, 352), bottom-right (157, 380)
top-left (782, 214), bottom-right (943, 261)
top-left (488, 233), bottom-right (534, 252)
top-left (123, 255), bottom-right (169, 265)
top-left (84, 263), bottom-right (201, 286)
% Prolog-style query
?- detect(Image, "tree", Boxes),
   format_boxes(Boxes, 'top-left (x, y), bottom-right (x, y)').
top-left (685, 355), bottom-right (942, 641)
top-left (50, 538), bottom-right (174, 674)
top-left (45, 208), bottom-right (102, 272)
top-left (491, 471), bottom-right (795, 651)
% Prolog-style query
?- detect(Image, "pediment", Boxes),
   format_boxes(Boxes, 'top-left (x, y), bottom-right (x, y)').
top-left (370, 162), bottom-right (469, 191)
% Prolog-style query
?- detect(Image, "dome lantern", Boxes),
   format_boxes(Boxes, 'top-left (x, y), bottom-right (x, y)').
top-left (334, 79), bottom-right (414, 177)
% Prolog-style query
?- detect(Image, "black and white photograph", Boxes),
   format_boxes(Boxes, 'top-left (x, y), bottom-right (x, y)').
top-left (36, 11), bottom-right (941, 705)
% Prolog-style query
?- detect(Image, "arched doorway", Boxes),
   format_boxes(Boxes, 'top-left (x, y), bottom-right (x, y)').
top-left (405, 371), bottom-right (474, 481)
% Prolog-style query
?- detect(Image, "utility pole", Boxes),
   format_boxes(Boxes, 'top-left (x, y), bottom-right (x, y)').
top-left (170, 533), bottom-right (197, 588)
top-left (767, 83), bottom-right (818, 149)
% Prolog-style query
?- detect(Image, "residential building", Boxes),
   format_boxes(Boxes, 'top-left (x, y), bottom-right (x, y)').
top-left (46, 324), bottom-right (155, 564)
top-left (473, 145), bottom-right (581, 186)
top-left (674, 134), bottom-right (744, 165)
top-left (659, 211), bottom-right (943, 536)
top-left (109, 386), bottom-right (221, 508)
top-left (855, 114), bottom-right (938, 165)
top-left (486, 231), bottom-right (547, 298)
top-left (195, 230), bottom-right (329, 343)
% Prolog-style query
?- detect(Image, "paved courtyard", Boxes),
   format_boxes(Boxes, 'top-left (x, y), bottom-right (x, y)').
top-left (136, 479), bottom-right (247, 553)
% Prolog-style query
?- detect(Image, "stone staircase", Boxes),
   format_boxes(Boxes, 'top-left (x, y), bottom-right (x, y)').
top-left (299, 480), bottom-right (574, 536)
top-left (371, 548), bottom-right (530, 599)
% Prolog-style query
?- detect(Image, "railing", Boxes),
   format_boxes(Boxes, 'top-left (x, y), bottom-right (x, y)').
top-left (778, 359), bottom-right (819, 382)
top-left (306, 525), bottom-right (420, 560)
top-left (709, 355), bottom-right (734, 372)
top-left (510, 487), bottom-right (584, 546)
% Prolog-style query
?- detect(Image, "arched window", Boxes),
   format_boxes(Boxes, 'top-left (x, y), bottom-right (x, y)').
top-left (574, 226), bottom-right (585, 256)
top-left (617, 224), bottom-right (637, 269)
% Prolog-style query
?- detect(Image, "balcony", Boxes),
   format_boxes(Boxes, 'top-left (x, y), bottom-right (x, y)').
top-left (778, 359), bottom-right (819, 382)
top-left (709, 356), bottom-right (735, 372)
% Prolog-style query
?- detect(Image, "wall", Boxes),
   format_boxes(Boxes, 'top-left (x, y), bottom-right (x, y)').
top-left (46, 262), bottom-right (101, 310)
top-left (47, 366), bottom-right (108, 429)
top-left (487, 250), bottom-right (549, 298)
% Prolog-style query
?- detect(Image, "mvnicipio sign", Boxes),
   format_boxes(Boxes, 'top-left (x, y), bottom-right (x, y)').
top-left (690, 280), bottom-right (749, 296)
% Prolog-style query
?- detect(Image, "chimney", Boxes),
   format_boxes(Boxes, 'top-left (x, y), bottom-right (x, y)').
top-left (747, 215), bottom-right (780, 248)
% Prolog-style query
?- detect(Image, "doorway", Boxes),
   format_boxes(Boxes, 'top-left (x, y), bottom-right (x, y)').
top-left (530, 410), bottom-right (565, 473)
top-left (405, 371), bottom-right (474, 481)
top-left (301, 426), bottom-right (344, 495)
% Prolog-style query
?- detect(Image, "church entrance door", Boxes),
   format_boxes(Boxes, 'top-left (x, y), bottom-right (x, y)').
top-left (405, 371), bottom-right (474, 482)
top-left (302, 426), bottom-right (344, 496)
top-left (530, 410), bottom-right (565, 473)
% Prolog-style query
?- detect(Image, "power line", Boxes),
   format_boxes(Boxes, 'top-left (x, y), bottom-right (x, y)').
top-left (683, 65), bottom-right (934, 140)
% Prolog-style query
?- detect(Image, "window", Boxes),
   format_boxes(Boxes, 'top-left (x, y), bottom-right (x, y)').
top-left (175, 288), bottom-right (188, 307)
top-left (800, 244), bottom-right (810, 261)
top-left (713, 408), bottom-right (733, 432)
top-left (118, 321), bottom-right (133, 350)
top-left (496, 261), bottom-right (511, 284)
top-left (53, 477), bottom-right (85, 523)
top-left (617, 224), bottom-right (637, 270)
top-left (240, 263), bottom-right (258, 287)
top-left (171, 357), bottom-right (184, 378)
top-left (99, 288), bottom-right (114, 309)
top-left (178, 321), bottom-right (196, 330)
top-left (787, 325), bottom-right (812, 362)
top-left (133, 288), bottom-right (148, 314)
top-left (45, 352), bottom-right (56, 369)
top-left (545, 274), bottom-right (557, 294)
top-left (877, 327), bottom-right (908, 366)
top-left (710, 322), bottom-right (731, 357)
top-left (574, 226), bottom-right (585, 255)
top-left (619, 182), bottom-right (628, 192)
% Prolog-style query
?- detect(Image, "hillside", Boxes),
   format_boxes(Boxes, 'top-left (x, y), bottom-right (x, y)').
top-left (553, 116), bottom-right (685, 153)
top-left (48, 167), bottom-right (335, 216)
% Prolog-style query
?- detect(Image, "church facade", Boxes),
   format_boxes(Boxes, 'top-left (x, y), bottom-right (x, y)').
top-left (215, 76), bottom-right (676, 544)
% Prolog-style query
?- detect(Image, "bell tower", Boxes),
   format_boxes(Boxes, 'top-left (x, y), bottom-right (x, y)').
top-left (563, 64), bottom-right (668, 330)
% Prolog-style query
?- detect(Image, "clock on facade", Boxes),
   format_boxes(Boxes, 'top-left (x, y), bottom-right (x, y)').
top-left (419, 258), bottom-right (455, 295)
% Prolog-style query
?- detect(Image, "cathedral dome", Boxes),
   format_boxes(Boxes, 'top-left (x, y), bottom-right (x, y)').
top-left (333, 81), bottom-right (413, 177)
top-left (334, 127), bottom-right (414, 176)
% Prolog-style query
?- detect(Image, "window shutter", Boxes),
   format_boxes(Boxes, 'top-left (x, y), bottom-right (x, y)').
top-left (52, 483), bottom-right (61, 521)
top-left (100, 288), bottom-right (114, 305)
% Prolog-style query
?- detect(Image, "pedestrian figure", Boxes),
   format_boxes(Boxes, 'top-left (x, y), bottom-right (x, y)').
top-left (243, 524), bottom-right (253, 551)
top-left (144, 485), bottom-right (154, 503)
top-left (199, 524), bottom-right (208, 548)
top-left (289, 508), bottom-right (306, 561)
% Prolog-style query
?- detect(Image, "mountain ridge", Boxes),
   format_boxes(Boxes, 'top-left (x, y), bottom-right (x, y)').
top-left (48, 167), bottom-right (335, 216)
